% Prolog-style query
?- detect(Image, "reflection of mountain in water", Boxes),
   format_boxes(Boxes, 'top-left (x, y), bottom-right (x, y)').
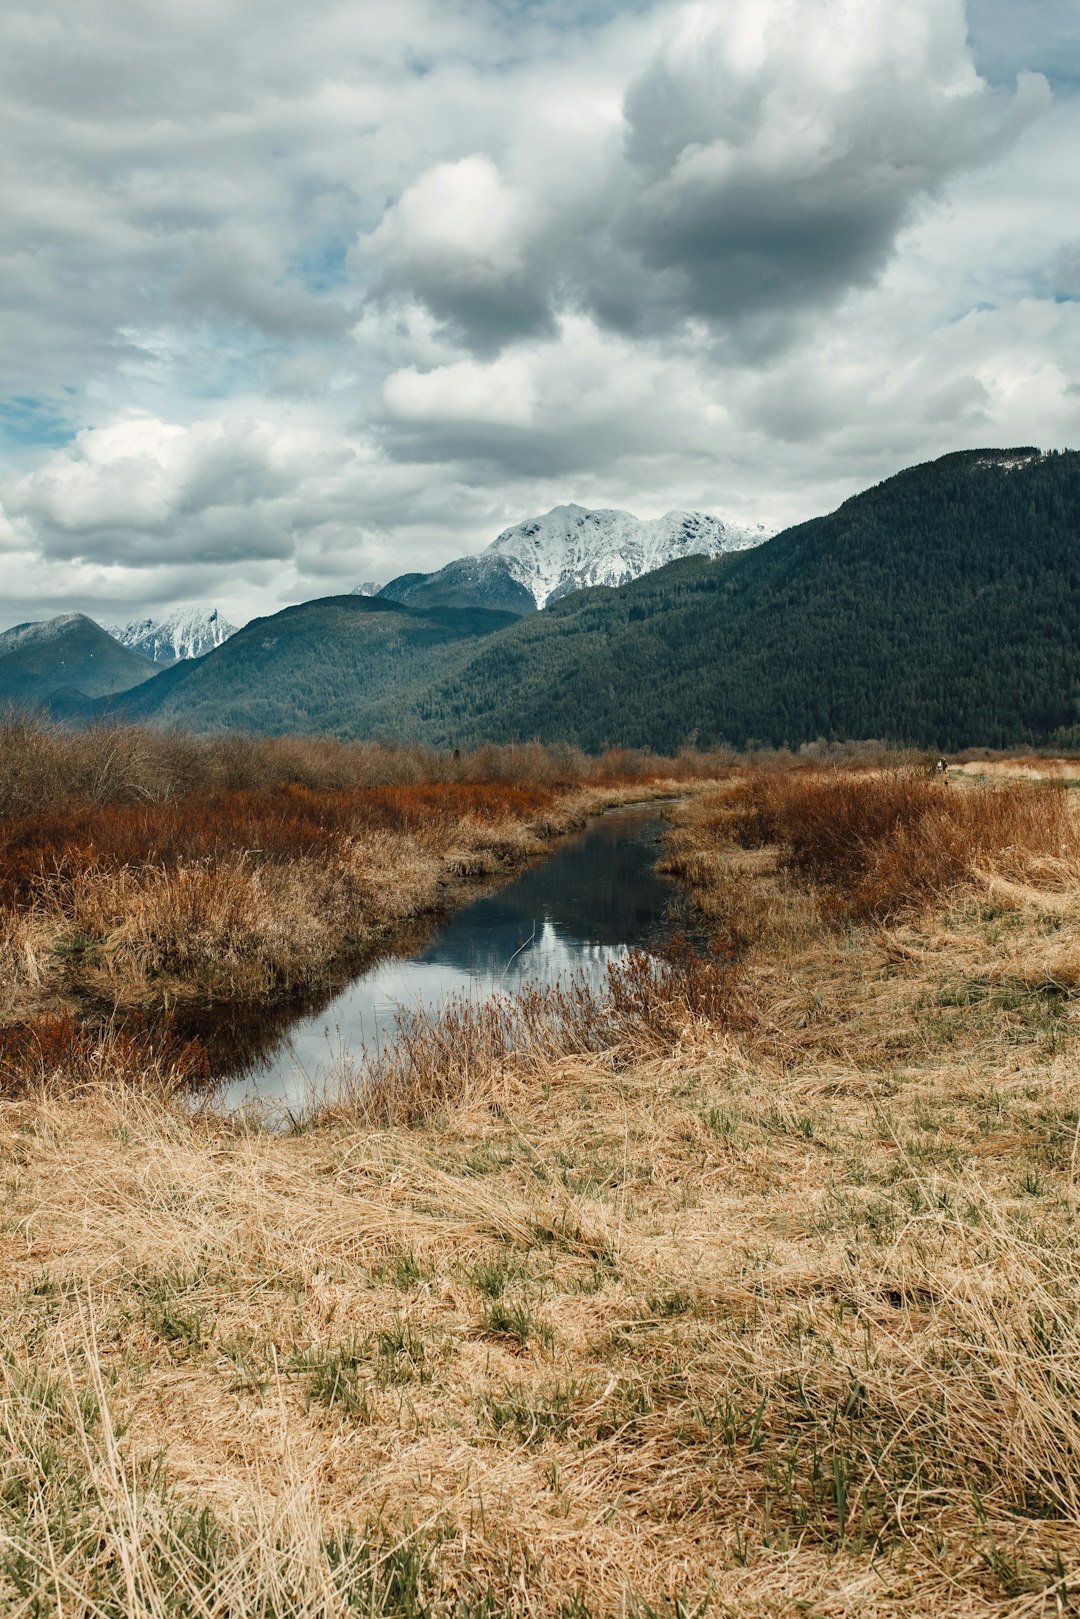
top-left (215, 804), bottom-right (680, 1109)
top-left (421, 917), bottom-right (628, 985)
top-left (419, 811), bottom-right (671, 971)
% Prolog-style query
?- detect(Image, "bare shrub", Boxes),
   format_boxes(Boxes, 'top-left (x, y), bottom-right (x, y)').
top-left (0, 714), bottom-right (734, 821)
top-left (0, 1010), bottom-right (208, 1095)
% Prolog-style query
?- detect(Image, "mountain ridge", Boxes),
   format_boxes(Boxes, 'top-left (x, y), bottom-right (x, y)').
top-left (485, 502), bottom-right (773, 607)
top-left (11, 448), bottom-right (1079, 750)
top-left (378, 502), bottom-right (773, 613)
top-left (108, 605), bottom-right (238, 664)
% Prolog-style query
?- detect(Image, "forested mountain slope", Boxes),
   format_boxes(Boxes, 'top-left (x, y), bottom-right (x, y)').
top-left (421, 448), bottom-right (1080, 751)
top-left (108, 595), bottom-right (519, 736)
top-left (104, 448), bottom-right (1080, 750)
top-left (379, 555), bottom-right (536, 615)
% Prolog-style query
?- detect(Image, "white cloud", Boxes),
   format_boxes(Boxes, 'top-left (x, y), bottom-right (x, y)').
top-left (0, 0), bottom-right (1074, 631)
top-left (5, 414), bottom-right (355, 565)
top-left (360, 0), bottom-right (1047, 348)
top-left (368, 156), bottom-right (534, 279)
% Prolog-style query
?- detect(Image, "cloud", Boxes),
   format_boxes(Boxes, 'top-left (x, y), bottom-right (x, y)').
top-left (380, 313), bottom-right (728, 477)
top-left (5, 415), bottom-right (349, 565)
top-left (0, 0), bottom-right (1074, 633)
top-left (613, 2), bottom-right (1047, 326)
top-left (360, 157), bottom-right (553, 349)
top-left (176, 225), bottom-right (349, 339)
top-left (360, 0), bottom-right (1048, 352)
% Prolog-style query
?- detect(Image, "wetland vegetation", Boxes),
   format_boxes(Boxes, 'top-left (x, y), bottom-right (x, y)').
top-left (4, 727), bottom-right (1080, 1615)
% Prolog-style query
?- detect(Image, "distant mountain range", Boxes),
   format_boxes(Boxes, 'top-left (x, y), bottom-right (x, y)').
top-left (378, 504), bottom-right (772, 613)
top-left (107, 606), bottom-right (238, 664)
top-left (5, 453), bottom-right (1080, 751)
top-left (0, 614), bottom-right (156, 707)
top-left (0, 605), bottom-right (237, 711)
top-left (0, 502), bottom-right (756, 712)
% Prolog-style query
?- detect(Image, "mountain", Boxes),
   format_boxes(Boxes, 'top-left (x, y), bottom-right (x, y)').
top-left (413, 447), bottom-right (1080, 752)
top-left (108, 606), bottom-right (238, 664)
top-left (378, 555), bottom-right (537, 615)
top-left (105, 595), bottom-right (519, 736)
top-left (0, 614), bottom-right (156, 707)
top-left (378, 503), bottom-right (772, 614)
top-left (484, 503), bottom-right (774, 607)
top-left (64, 449), bottom-right (1080, 751)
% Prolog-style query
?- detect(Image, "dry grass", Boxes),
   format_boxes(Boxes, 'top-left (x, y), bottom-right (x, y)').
top-left (6, 762), bottom-right (1080, 1613)
top-left (0, 714), bottom-right (732, 819)
top-left (0, 719), bottom-right (723, 1037)
top-left (321, 940), bottom-right (742, 1129)
top-left (0, 797), bottom-right (571, 1032)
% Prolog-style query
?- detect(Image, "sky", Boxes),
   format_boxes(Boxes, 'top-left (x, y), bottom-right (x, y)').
top-left (0, 0), bottom-right (1078, 631)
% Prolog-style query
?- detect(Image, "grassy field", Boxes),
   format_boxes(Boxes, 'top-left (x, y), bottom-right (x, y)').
top-left (4, 750), bottom-right (1080, 1614)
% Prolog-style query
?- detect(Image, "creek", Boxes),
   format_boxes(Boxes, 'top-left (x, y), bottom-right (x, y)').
top-left (213, 801), bottom-right (684, 1111)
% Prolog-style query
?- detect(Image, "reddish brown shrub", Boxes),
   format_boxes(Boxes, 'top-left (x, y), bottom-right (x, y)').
top-left (0, 1010), bottom-right (210, 1096)
top-left (724, 768), bottom-right (1077, 921)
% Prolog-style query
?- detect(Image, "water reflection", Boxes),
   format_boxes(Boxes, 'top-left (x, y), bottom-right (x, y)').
top-left (215, 802), bottom-right (679, 1110)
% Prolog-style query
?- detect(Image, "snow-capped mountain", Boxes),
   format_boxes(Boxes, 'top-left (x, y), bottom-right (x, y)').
top-left (351, 581), bottom-right (379, 597)
top-left (108, 606), bottom-right (238, 664)
top-left (484, 504), bottom-right (774, 608)
top-left (378, 503), bottom-right (775, 616)
top-left (0, 613), bottom-right (158, 705)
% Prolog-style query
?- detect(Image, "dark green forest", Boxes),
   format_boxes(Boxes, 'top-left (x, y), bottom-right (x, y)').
top-left (106, 596), bottom-right (518, 736)
top-left (425, 448), bottom-right (1080, 751)
top-left (67, 447), bottom-right (1080, 750)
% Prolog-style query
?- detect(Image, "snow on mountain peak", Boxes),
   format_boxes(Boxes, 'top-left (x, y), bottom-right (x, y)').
top-left (0, 613), bottom-right (91, 655)
top-left (484, 504), bottom-right (775, 608)
top-left (108, 606), bottom-right (238, 664)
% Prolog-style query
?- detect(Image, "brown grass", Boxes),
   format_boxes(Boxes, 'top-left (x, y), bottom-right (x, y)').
top-left (6, 759), bottom-right (1080, 1614)
top-left (0, 720), bottom-right (727, 1038)
top-left (0, 713), bottom-right (732, 818)
top-left (323, 939), bottom-right (742, 1129)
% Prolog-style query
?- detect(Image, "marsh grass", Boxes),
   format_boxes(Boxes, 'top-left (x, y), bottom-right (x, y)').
top-left (0, 718), bottom-right (724, 1042)
top-left (7, 758), bottom-right (1080, 1613)
top-left (321, 942), bottom-right (742, 1127)
top-left (723, 765), bottom-right (1080, 922)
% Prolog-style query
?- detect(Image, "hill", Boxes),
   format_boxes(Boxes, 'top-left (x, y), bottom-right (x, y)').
top-left (0, 614), bottom-right (156, 708)
top-left (107, 594), bottom-right (520, 736)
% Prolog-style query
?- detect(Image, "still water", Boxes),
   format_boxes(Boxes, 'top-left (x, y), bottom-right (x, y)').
top-left (216, 801), bottom-right (680, 1110)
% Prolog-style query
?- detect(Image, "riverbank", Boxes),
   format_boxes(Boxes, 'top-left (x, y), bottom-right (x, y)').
top-left (4, 759), bottom-right (1080, 1614)
top-left (0, 720), bottom-right (718, 1073)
